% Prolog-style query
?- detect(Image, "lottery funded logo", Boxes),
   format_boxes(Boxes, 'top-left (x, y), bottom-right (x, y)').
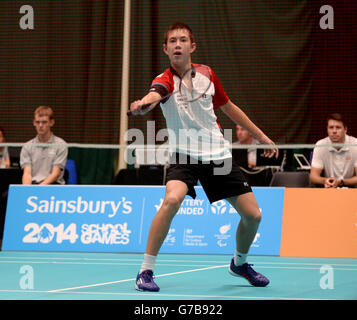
top-left (155, 198), bottom-right (206, 215)
top-left (210, 200), bottom-right (237, 215)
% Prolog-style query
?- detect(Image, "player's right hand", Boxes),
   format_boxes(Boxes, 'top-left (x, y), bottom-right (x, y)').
top-left (129, 100), bottom-right (144, 116)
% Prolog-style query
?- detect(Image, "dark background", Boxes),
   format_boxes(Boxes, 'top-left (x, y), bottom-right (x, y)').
top-left (0, 0), bottom-right (356, 183)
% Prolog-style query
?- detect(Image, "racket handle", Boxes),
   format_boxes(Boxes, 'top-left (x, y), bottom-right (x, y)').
top-left (127, 102), bottom-right (152, 116)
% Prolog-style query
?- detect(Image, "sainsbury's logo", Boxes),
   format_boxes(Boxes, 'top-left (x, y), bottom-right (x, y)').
top-left (25, 196), bottom-right (133, 218)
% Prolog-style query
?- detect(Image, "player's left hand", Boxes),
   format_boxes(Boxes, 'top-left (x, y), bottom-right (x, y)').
top-left (259, 137), bottom-right (278, 158)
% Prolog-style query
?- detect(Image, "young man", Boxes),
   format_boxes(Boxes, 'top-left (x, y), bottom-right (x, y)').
top-left (130, 23), bottom-right (277, 292)
top-left (20, 106), bottom-right (68, 185)
top-left (310, 113), bottom-right (357, 188)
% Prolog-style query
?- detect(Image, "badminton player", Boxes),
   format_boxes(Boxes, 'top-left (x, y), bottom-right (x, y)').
top-left (130, 22), bottom-right (278, 291)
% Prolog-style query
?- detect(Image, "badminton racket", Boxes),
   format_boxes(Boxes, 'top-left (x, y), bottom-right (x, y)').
top-left (127, 64), bottom-right (213, 116)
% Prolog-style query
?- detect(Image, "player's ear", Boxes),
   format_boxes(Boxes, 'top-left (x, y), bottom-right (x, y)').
top-left (190, 42), bottom-right (196, 54)
top-left (163, 43), bottom-right (169, 56)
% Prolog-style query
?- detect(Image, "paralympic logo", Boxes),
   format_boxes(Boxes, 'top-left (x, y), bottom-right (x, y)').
top-left (215, 223), bottom-right (232, 247)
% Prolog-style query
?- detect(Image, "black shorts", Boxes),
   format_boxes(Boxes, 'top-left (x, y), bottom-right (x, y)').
top-left (165, 153), bottom-right (252, 203)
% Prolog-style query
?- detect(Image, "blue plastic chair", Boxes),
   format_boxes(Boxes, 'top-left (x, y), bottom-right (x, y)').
top-left (64, 159), bottom-right (78, 184)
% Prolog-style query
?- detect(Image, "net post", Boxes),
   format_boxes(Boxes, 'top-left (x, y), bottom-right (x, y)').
top-left (117, 0), bottom-right (131, 175)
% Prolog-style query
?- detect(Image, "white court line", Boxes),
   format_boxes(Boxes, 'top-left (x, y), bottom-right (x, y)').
top-left (0, 260), bottom-right (217, 267)
top-left (0, 259), bottom-right (357, 269)
top-left (0, 289), bottom-right (334, 300)
top-left (48, 264), bottom-right (229, 293)
top-left (0, 256), bottom-right (357, 267)
top-left (47, 263), bottom-right (357, 293)
top-left (138, 197), bottom-right (145, 245)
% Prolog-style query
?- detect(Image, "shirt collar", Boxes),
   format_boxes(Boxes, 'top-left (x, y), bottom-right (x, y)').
top-left (170, 64), bottom-right (196, 79)
top-left (328, 135), bottom-right (349, 152)
top-left (34, 133), bottom-right (55, 145)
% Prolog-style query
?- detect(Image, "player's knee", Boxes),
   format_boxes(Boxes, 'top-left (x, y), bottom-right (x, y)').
top-left (243, 209), bottom-right (262, 224)
top-left (163, 194), bottom-right (183, 212)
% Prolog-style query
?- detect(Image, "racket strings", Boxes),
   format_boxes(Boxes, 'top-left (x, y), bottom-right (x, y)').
top-left (128, 65), bottom-right (213, 116)
top-left (178, 65), bottom-right (212, 103)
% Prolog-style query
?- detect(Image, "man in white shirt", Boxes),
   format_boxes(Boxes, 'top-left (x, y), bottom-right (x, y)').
top-left (310, 113), bottom-right (357, 188)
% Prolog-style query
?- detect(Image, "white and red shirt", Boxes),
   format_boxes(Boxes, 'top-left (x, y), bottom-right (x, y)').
top-left (151, 63), bottom-right (231, 161)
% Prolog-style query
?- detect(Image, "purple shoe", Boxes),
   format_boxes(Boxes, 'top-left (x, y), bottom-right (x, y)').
top-left (229, 259), bottom-right (270, 287)
top-left (135, 270), bottom-right (160, 292)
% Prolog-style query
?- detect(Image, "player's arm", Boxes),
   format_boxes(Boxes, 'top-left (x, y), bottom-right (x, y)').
top-left (130, 92), bottom-right (162, 116)
top-left (220, 100), bottom-right (277, 158)
top-left (22, 166), bottom-right (32, 185)
top-left (130, 71), bottom-right (172, 116)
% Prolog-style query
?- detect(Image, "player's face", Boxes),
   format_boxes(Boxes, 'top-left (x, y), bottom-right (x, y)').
top-left (327, 119), bottom-right (346, 143)
top-left (33, 115), bottom-right (54, 137)
top-left (163, 29), bottom-right (196, 68)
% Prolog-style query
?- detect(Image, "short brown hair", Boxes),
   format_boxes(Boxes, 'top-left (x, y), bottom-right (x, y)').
top-left (34, 106), bottom-right (54, 120)
top-left (164, 22), bottom-right (194, 44)
top-left (327, 113), bottom-right (347, 128)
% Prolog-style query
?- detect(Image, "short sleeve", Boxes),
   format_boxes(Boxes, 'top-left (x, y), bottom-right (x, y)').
top-left (311, 145), bottom-right (324, 169)
top-left (20, 144), bottom-right (32, 169)
top-left (211, 69), bottom-right (229, 109)
top-left (352, 147), bottom-right (357, 168)
top-left (151, 69), bottom-right (174, 96)
top-left (53, 143), bottom-right (68, 169)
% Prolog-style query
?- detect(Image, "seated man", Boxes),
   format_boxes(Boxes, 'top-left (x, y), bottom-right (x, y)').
top-left (0, 127), bottom-right (10, 168)
top-left (232, 125), bottom-right (272, 186)
top-left (20, 106), bottom-right (68, 185)
top-left (233, 125), bottom-right (259, 168)
top-left (310, 113), bottom-right (357, 188)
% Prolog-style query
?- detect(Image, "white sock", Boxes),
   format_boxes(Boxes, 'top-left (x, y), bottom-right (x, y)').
top-left (234, 250), bottom-right (248, 266)
top-left (140, 253), bottom-right (157, 273)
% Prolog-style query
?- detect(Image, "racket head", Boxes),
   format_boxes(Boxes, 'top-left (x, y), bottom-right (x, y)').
top-left (128, 64), bottom-right (213, 116)
top-left (179, 64), bottom-right (213, 103)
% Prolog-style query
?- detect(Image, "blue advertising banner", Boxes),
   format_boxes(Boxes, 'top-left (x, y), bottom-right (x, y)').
top-left (2, 185), bottom-right (284, 255)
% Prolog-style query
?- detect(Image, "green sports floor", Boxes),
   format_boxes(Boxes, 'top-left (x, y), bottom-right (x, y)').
top-left (0, 251), bottom-right (356, 300)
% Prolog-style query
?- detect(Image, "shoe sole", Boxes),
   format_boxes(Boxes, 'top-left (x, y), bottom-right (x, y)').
top-left (228, 267), bottom-right (269, 287)
top-left (228, 267), bottom-right (246, 280)
top-left (134, 283), bottom-right (160, 292)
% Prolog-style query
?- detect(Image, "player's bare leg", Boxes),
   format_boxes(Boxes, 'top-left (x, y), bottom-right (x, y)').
top-left (135, 180), bottom-right (188, 292)
top-left (145, 180), bottom-right (188, 255)
top-left (227, 192), bottom-right (261, 254)
top-left (226, 192), bottom-right (270, 287)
